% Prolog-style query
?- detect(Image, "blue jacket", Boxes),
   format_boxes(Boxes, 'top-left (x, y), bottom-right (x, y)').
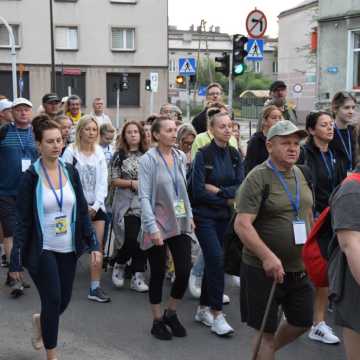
top-left (10, 159), bottom-right (99, 274)
top-left (191, 140), bottom-right (244, 220)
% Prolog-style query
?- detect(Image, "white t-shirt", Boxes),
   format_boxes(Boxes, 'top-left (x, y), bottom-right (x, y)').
top-left (94, 113), bottom-right (112, 127)
top-left (42, 180), bottom-right (75, 253)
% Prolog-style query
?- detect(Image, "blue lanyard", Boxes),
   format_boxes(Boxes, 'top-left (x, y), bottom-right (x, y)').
top-left (335, 125), bottom-right (352, 170)
top-left (13, 124), bottom-right (32, 154)
top-left (41, 160), bottom-right (64, 212)
top-left (268, 160), bottom-right (300, 219)
top-left (320, 149), bottom-right (335, 186)
top-left (157, 148), bottom-right (179, 198)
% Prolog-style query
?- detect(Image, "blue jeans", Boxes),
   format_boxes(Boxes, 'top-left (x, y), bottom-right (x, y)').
top-left (195, 217), bottom-right (228, 311)
top-left (191, 252), bottom-right (204, 277)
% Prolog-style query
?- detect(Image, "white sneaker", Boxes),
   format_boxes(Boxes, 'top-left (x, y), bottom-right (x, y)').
top-left (194, 306), bottom-right (214, 327)
top-left (308, 321), bottom-right (340, 344)
top-left (130, 273), bottom-right (149, 293)
top-left (188, 273), bottom-right (202, 299)
top-left (31, 313), bottom-right (43, 350)
top-left (222, 294), bottom-right (230, 304)
top-left (211, 313), bottom-right (234, 336)
top-left (112, 263), bottom-right (125, 288)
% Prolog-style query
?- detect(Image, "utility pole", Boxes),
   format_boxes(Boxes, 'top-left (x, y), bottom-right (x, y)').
top-left (49, 0), bottom-right (56, 92)
top-left (0, 16), bottom-right (17, 99)
top-left (228, 53), bottom-right (233, 109)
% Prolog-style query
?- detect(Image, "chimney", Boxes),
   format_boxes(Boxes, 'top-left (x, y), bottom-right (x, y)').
top-left (215, 26), bottom-right (220, 33)
top-left (190, 24), bottom-right (194, 32)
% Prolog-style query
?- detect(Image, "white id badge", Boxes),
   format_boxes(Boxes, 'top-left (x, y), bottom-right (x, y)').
top-left (293, 220), bottom-right (307, 245)
top-left (21, 159), bottom-right (31, 172)
top-left (174, 199), bottom-right (187, 218)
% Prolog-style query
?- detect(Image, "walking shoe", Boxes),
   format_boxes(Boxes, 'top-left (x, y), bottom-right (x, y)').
top-left (163, 311), bottom-right (187, 337)
top-left (112, 263), bottom-right (125, 288)
top-left (211, 313), bottom-right (234, 337)
top-left (1, 254), bottom-right (8, 267)
top-left (222, 294), bottom-right (230, 305)
top-left (194, 306), bottom-right (214, 327)
top-left (88, 287), bottom-right (111, 303)
top-left (10, 280), bottom-right (24, 299)
top-left (31, 313), bottom-right (43, 350)
top-left (308, 321), bottom-right (340, 344)
top-left (130, 273), bottom-right (149, 293)
top-left (188, 272), bottom-right (202, 299)
top-left (151, 319), bottom-right (172, 340)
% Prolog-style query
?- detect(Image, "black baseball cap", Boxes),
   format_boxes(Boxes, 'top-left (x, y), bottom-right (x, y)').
top-left (42, 93), bottom-right (60, 104)
top-left (270, 81), bottom-right (287, 92)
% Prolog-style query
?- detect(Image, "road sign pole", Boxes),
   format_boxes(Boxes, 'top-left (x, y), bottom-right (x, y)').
top-left (228, 53), bottom-right (233, 109)
top-left (186, 76), bottom-right (190, 122)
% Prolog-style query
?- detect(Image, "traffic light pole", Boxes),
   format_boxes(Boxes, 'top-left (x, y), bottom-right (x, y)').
top-left (116, 87), bottom-right (120, 130)
top-left (186, 76), bottom-right (190, 122)
top-left (228, 53), bottom-right (233, 110)
top-left (150, 90), bottom-right (154, 114)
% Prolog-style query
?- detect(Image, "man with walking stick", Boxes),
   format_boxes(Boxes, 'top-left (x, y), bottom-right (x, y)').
top-left (234, 121), bottom-right (315, 359)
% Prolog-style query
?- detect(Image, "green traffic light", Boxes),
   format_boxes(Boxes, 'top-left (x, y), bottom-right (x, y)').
top-left (234, 63), bottom-right (246, 75)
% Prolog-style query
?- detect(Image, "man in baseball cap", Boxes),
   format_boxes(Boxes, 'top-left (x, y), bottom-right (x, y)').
top-left (0, 99), bottom-right (13, 125)
top-left (234, 119), bottom-right (314, 359)
top-left (42, 93), bottom-right (61, 120)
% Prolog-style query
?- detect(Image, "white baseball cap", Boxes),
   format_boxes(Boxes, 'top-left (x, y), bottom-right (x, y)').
top-left (12, 97), bottom-right (33, 108)
top-left (0, 99), bottom-right (13, 112)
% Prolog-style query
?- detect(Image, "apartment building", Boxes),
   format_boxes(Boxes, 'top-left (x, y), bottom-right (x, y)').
top-left (0, 0), bottom-right (168, 122)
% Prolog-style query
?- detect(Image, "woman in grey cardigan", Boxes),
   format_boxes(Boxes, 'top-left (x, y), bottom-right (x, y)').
top-left (138, 115), bottom-right (194, 341)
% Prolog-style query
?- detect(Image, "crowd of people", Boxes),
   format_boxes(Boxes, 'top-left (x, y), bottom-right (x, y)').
top-left (0, 81), bottom-right (359, 360)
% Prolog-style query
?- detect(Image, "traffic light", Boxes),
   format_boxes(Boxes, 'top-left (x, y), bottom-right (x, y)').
top-left (232, 34), bottom-right (248, 76)
top-left (145, 79), bottom-right (151, 91)
top-left (215, 52), bottom-right (230, 77)
top-left (175, 75), bottom-right (185, 87)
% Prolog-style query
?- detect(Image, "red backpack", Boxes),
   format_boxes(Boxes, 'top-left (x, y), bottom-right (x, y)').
top-left (302, 173), bottom-right (360, 287)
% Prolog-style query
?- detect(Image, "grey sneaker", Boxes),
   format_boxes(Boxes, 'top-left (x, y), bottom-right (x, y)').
top-left (88, 287), bottom-right (111, 303)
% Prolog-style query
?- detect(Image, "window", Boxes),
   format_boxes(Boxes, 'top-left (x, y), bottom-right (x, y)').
top-left (254, 61), bottom-right (261, 73)
top-left (0, 24), bottom-right (20, 48)
top-left (111, 28), bottom-right (135, 51)
top-left (55, 72), bottom-right (86, 105)
top-left (55, 26), bottom-right (78, 50)
top-left (272, 60), bottom-right (278, 74)
top-left (106, 73), bottom-right (140, 107)
top-left (352, 31), bottom-right (360, 90)
top-left (169, 59), bottom-right (176, 72)
top-left (0, 71), bottom-right (29, 99)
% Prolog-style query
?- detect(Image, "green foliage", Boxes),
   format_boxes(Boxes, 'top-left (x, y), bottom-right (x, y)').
top-left (195, 57), bottom-right (272, 97)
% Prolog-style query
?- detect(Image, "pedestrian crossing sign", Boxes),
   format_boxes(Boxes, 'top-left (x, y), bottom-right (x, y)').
top-left (179, 58), bottom-right (196, 75)
top-left (246, 39), bottom-right (264, 61)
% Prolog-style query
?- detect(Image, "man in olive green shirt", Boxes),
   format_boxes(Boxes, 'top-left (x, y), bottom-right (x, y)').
top-left (234, 120), bottom-right (314, 360)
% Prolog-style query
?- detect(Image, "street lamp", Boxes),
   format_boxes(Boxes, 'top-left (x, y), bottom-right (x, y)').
top-left (49, 0), bottom-right (56, 92)
top-left (0, 16), bottom-right (17, 100)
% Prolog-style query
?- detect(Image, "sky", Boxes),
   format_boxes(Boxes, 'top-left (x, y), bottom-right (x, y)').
top-left (168, 0), bottom-right (304, 38)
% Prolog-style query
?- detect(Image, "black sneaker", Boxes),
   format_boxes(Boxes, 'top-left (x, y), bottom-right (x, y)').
top-left (163, 311), bottom-right (187, 337)
top-left (87, 287), bottom-right (111, 303)
top-left (151, 319), bottom-right (172, 340)
top-left (1, 254), bottom-right (9, 268)
top-left (10, 282), bottom-right (24, 298)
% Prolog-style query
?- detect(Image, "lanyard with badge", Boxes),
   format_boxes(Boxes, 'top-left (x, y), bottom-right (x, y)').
top-left (335, 125), bottom-right (352, 172)
top-left (14, 124), bottom-right (32, 172)
top-left (157, 149), bottom-right (187, 218)
top-left (268, 160), bottom-right (307, 245)
top-left (320, 149), bottom-right (335, 189)
top-left (41, 161), bottom-right (68, 236)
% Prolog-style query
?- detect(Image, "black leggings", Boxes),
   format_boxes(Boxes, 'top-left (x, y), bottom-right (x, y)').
top-left (146, 234), bottom-right (192, 304)
top-left (29, 251), bottom-right (77, 350)
top-left (115, 215), bottom-right (146, 273)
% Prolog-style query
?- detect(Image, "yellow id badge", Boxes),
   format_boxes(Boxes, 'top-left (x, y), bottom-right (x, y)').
top-left (174, 199), bottom-right (187, 218)
top-left (55, 215), bottom-right (68, 236)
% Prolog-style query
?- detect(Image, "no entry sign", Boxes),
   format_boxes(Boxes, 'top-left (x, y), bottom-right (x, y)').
top-left (246, 9), bottom-right (267, 39)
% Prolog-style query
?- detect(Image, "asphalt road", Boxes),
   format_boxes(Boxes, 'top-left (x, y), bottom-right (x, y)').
top-left (0, 257), bottom-right (345, 360)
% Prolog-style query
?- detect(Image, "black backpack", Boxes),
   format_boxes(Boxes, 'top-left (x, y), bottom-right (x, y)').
top-left (224, 164), bottom-right (314, 276)
top-left (187, 143), bottom-right (241, 206)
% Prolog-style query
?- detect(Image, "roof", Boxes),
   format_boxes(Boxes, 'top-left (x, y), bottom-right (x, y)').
top-left (278, 0), bottom-right (318, 18)
top-left (239, 90), bottom-right (270, 98)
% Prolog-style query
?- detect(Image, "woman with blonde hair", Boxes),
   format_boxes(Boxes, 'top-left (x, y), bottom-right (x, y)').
top-left (62, 115), bottom-right (110, 303)
top-left (244, 105), bottom-right (283, 175)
